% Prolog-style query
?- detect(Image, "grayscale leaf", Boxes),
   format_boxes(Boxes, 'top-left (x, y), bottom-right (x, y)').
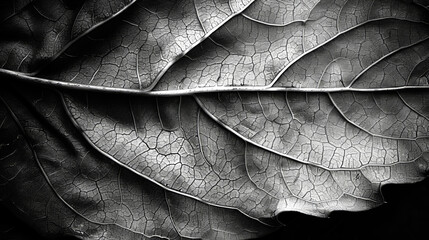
top-left (0, 0), bottom-right (428, 239)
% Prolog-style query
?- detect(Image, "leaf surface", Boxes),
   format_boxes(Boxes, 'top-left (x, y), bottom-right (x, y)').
top-left (0, 83), bottom-right (274, 239)
top-left (34, 0), bottom-right (255, 90)
top-left (1, 0), bottom-right (429, 239)
top-left (61, 90), bottom-right (429, 217)
top-left (0, 0), bottom-right (427, 94)
top-left (197, 91), bottom-right (429, 168)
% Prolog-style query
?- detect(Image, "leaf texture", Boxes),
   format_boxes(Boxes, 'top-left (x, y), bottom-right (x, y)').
top-left (196, 92), bottom-right (429, 168)
top-left (0, 0), bottom-right (429, 239)
top-left (0, 0), bottom-right (427, 93)
top-left (0, 83), bottom-right (275, 239)
top-left (62, 90), bottom-right (429, 217)
top-left (36, 0), bottom-right (255, 90)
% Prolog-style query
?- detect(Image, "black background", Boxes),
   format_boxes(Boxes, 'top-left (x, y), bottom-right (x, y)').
top-left (1, 178), bottom-right (429, 240)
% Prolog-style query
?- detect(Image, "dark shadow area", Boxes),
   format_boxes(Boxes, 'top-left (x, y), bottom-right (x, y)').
top-left (0, 204), bottom-right (77, 240)
top-left (1, 178), bottom-right (429, 239)
top-left (0, 205), bottom-right (45, 240)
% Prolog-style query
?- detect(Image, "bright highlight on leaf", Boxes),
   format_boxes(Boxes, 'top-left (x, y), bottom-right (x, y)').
top-left (0, 0), bottom-right (429, 239)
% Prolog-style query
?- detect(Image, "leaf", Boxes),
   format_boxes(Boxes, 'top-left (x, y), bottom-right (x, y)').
top-left (1, 0), bottom-right (428, 93)
top-left (196, 91), bottom-right (429, 167)
top-left (1, 0), bottom-right (429, 239)
top-left (151, 0), bottom-right (429, 91)
top-left (36, 0), bottom-right (255, 89)
top-left (62, 90), bottom-right (429, 217)
top-left (62, 91), bottom-right (278, 217)
top-left (0, 83), bottom-right (275, 239)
